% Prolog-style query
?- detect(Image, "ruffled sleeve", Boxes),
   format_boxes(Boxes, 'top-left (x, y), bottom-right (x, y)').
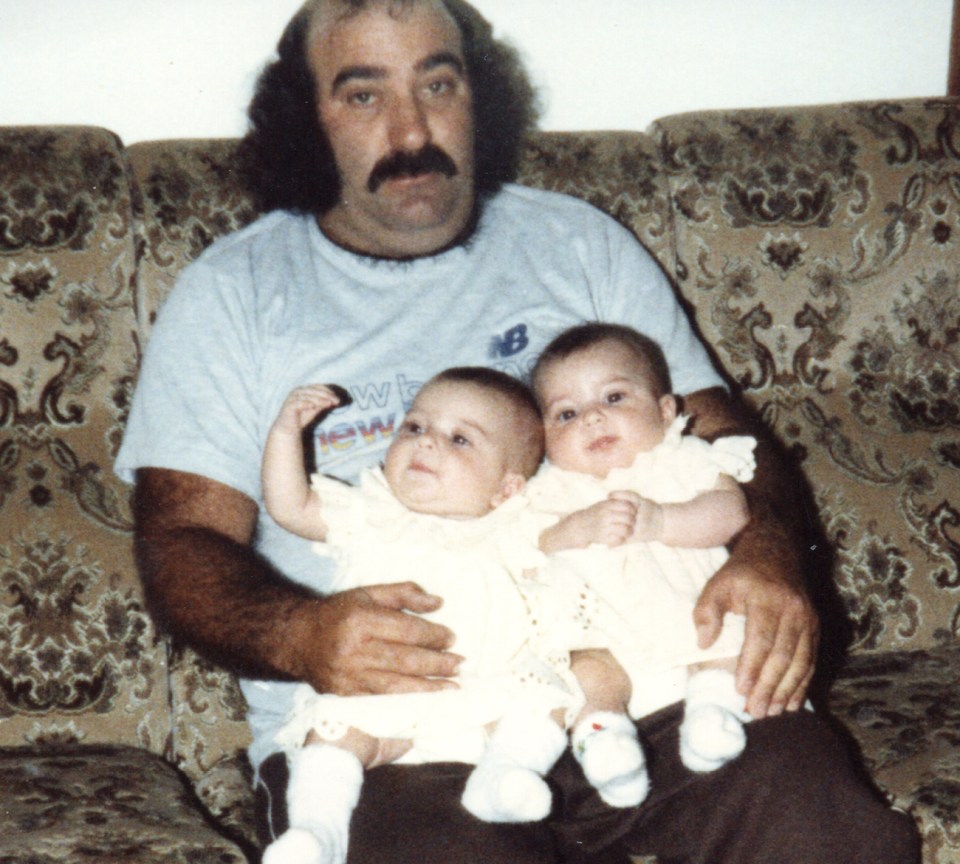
top-left (307, 471), bottom-right (371, 587)
top-left (603, 418), bottom-right (757, 501)
top-left (707, 435), bottom-right (757, 483)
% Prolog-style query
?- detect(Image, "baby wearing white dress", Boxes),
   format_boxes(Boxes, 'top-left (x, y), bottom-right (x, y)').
top-left (528, 322), bottom-right (757, 794)
top-left (259, 367), bottom-right (646, 864)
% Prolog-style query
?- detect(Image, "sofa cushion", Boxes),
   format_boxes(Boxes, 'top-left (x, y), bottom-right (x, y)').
top-left (0, 127), bottom-right (169, 752)
top-left (828, 644), bottom-right (960, 863)
top-left (652, 99), bottom-right (960, 654)
top-left (0, 744), bottom-right (250, 862)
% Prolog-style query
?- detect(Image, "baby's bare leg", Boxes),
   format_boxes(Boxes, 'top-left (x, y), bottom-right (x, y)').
top-left (570, 648), bottom-right (632, 720)
top-left (688, 656), bottom-right (738, 676)
top-left (568, 649), bottom-right (648, 807)
top-left (306, 726), bottom-right (412, 768)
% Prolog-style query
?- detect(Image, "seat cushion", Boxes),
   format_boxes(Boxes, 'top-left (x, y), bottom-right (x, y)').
top-left (828, 645), bottom-right (960, 863)
top-left (0, 744), bottom-right (251, 863)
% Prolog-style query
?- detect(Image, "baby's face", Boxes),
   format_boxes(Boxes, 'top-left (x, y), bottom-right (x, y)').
top-left (537, 340), bottom-right (676, 477)
top-left (383, 380), bottom-right (521, 518)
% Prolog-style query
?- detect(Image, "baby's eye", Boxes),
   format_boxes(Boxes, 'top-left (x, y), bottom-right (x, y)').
top-left (451, 433), bottom-right (471, 447)
top-left (605, 391), bottom-right (626, 405)
top-left (403, 421), bottom-right (423, 435)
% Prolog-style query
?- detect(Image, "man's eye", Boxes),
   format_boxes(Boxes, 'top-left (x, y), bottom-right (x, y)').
top-left (605, 391), bottom-right (625, 404)
top-left (347, 91), bottom-right (376, 107)
top-left (426, 78), bottom-right (453, 96)
top-left (556, 409), bottom-right (576, 423)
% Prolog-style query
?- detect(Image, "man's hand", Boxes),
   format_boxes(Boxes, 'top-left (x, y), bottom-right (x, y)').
top-left (291, 581), bottom-right (463, 696)
top-left (694, 558), bottom-right (818, 718)
top-left (683, 386), bottom-right (819, 719)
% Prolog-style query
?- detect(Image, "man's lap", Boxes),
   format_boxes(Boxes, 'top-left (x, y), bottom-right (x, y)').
top-left (255, 703), bottom-right (918, 864)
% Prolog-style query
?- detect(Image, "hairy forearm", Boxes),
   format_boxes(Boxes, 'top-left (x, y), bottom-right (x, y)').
top-left (133, 468), bottom-right (322, 682)
top-left (684, 388), bottom-right (806, 588)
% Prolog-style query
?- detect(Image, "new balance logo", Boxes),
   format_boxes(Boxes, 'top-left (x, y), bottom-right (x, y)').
top-left (489, 323), bottom-right (529, 359)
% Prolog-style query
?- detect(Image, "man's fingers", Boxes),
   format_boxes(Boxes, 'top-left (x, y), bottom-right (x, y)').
top-left (739, 598), bottom-right (816, 717)
top-left (362, 668), bottom-right (460, 696)
top-left (368, 637), bottom-right (463, 681)
top-left (364, 581), bottom-right (445, 615)
top-left (363, 603), bottom-right (456, 653)
top-left (692, 586), bottom-right (726, 649)
top-left (769, 626), bottom-right (817, 713)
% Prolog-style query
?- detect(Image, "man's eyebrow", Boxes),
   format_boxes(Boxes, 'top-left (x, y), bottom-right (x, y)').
top-left (417, 51), bottom-right (465, 76)
top-left (331, 65), bottom-right (386, 94)
top-left (331, 53), bottom-right (465, 94)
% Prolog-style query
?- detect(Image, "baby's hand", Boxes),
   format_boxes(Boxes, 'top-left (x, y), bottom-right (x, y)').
top-left (563, 493), bottom-right (640, 548)
top-left (620, 492), bottom-right (664, 542)
top-left (274, 384), bottom-right (342, 434)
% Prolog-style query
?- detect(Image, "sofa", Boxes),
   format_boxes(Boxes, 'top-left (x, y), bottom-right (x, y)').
top-left (1, 96), bottom-right (958, 863)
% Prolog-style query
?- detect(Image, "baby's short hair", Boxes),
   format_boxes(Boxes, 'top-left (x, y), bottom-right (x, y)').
top-left (428, 367), bottom-right (544, 478)
top-left (531, 322), bottom-right (673, 405)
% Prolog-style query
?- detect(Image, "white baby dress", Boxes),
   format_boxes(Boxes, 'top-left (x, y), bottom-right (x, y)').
top-left (526, 417), bottom-right (757, 719)
top-left (274, 467), bottom-right (583, 765)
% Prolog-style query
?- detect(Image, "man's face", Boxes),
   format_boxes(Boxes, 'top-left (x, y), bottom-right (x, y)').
top-left (307, 0), bottom-right (476, 258)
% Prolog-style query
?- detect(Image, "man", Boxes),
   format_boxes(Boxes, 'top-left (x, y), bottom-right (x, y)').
top-left (116, 1), bottom-right (919, 862)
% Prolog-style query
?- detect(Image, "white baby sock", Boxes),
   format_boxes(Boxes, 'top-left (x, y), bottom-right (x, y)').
top-left (679, 668), bottom-right (751, 773)
top-left (461, 711), bottom-right (567, 823)
top-left (571, 711), bottom-right (649, 807)
top-left (262, 744), bottom-right (364, 864)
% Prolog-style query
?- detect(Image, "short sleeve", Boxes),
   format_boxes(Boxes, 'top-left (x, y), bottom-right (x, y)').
top-left (591, 215), bottom-right (725, 397)
top-left (115, 256), bottom-right (263, 499)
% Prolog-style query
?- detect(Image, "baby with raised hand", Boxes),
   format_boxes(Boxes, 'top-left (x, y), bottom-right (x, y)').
top-left (261, 367), bottom-right (593, 864)
top-left (528, 322), bottom-right (758, 796)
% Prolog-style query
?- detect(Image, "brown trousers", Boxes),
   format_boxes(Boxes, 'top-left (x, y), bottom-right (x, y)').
top-left (255, 703), bottom-right (920, 864)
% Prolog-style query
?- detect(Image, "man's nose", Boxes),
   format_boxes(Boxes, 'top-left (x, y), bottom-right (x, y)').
top-left (389, 93), bottom-right (430, 152)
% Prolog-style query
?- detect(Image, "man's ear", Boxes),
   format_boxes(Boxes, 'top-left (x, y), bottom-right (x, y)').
top-left (491, 472), bottom-right (526, 508)
top-left (660, 394), bottom-right (678, 424)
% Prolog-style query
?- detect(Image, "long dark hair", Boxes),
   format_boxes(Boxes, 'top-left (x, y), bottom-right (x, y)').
top-left (237, 0), bottom-right (540, 216)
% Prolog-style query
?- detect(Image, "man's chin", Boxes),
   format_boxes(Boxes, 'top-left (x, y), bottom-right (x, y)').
top-left (319, 191), bottom-right (477, 259)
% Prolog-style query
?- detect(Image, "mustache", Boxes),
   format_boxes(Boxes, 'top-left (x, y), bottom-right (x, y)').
top-left (367, 145), bottom-right (458, 193)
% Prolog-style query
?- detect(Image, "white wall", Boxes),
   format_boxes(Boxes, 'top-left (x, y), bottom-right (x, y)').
top-left (0, 0), bottom-right (952, 144)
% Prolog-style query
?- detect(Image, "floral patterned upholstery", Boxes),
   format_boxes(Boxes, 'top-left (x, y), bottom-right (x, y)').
top-left (1, 99), bottom-right (958, 862)
top-left (0, 744), bottom-right (251, 862)
top-left (652, 100), bottom-right (960, 654)
top-left (0, 128), bottom-right (168, 753)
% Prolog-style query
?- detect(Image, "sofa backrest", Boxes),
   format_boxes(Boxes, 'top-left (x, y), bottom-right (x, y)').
top-left (5, 99), bottom-right (954, 781)
top-left (653, 98), bottom-right (960, 654)
top-left (0, 127), bottom-right (170, 751)
top-left (129, 101), bottom-right (960, 664)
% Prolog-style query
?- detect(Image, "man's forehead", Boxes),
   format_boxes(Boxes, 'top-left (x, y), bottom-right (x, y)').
top-left (306, 0), bottom-right (458, 40)
top-left (305, 0), bottom-right (464, 82)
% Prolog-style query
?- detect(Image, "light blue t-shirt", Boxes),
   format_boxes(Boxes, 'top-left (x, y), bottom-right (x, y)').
top-left (115, 184), bottom-right (724, 769)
